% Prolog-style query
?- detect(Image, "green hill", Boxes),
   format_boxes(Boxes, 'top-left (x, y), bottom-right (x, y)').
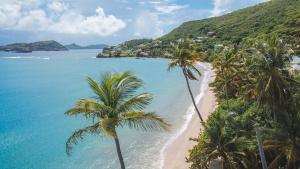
top-left (0, 40), bottom-right (67, 53)
top-left (160, 0), bottom-right (300, 50)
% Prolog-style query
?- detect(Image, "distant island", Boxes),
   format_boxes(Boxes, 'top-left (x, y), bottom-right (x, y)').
top-left (65, 43), bottom-right (108, 50)
top-left (0, 40), bottom-right (67, 53)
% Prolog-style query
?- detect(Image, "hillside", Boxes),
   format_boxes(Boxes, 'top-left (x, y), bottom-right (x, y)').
top-left (160, 0), bottom-right (300, 50)
top-left (97, 0), bottom-right (300, 58)
top-left (0, 40), bottom-right (67, 53)
top-left (65, 43), bottom-right (108, 50)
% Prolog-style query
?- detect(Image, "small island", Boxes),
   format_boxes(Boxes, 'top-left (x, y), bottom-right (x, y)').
top-left (65, 43), bottom-right (108, 50)
top-left (0, 40), bottom-right (68, 53)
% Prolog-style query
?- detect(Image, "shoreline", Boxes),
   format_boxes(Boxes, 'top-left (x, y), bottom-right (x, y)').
top-left (161, 63), bottom-right (217, 169)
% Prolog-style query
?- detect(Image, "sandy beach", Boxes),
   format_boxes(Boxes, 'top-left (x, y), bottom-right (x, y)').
top-left (162, 64), bottom-right (217, 169)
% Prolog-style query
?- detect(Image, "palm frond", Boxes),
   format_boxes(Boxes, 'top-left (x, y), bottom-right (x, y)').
top-left (120, 112), bottom-right (170, 131)
top-left (86, 76), bottom-right (109, 104)
top-left (267, 151), bottom-right (285, 169)
top-left (65, 107), bottom-right (97, 118)
top-left (66, 123), bottom-right (100, 155)
top-left (167, 59), bottom-right (179, 71)
top-left (191, 65), bottom-right (202, 76)
top-left (114, 71), bottom-right (144, 100)
top-left (116, 93), bottom-right (153, 113)
top-left (65, 99), bottom-right (112, 119)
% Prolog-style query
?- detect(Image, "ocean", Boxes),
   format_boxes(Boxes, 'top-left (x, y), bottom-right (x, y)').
top-left (0, 49), bottom-right (208, 169)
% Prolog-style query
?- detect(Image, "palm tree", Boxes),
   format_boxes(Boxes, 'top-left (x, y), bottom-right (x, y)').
top-left (243, 35), bottom-right (300, 168)
top-left (187, 112), bottom-right (254, 169)
top-left (244, 35), bottom-right (295, 120)
top-left (212, 46), bottom-right (247, 101)
top-left (65, 71), bottom-right (170, 169)
top-left (263, 121), bottom-right (300, 169)
top-left (167, 38), bottom-right (205, 123)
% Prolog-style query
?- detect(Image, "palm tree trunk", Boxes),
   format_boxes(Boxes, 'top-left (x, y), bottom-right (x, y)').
top-left (255, 125), bottom-right (268, 169)
top-left (114, 134), bottom-right (125, 169)
top-left (182, 69), bottom-right (204, 123)
top-left (225, 78), bottom-right (230, 108)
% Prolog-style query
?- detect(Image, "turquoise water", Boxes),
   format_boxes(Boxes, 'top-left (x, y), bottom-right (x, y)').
top-left (0, 49), bottom-right (204, 169)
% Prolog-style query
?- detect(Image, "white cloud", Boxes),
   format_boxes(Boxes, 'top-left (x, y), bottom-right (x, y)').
top-left (134, 12), bottom-right (163, 38)
top-left (47, 1), bottom-right (68, 12)
top-left (0, 1), bottom-right (22, 27)
top-left (210, 0), bottom-right (234, 17)
top-left (118, 0), bottom-right (128, 2)
top-left (155, 4), bottom-right (188, 14)
top-left (210, 0), bottom-right (270, 17)
top-left (149, 1), bottom-right (162, 4)
top-left (0, 1), bottom-right (126, 36)
top-left (16, 10), bottom-right (51, 30)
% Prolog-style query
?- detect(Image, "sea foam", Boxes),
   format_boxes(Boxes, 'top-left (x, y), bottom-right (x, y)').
top-left (2, 56), bottom-right (50, 60)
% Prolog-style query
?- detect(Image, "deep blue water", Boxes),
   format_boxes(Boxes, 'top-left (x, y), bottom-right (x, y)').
top-left (0, 49), bottom-right (203, 169)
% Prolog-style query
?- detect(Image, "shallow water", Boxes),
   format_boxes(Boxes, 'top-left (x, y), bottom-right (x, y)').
top-left (0, 49), bottom-right (205, 169)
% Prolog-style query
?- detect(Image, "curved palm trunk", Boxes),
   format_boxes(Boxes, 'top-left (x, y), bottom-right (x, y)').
top-left (114, 134), bottom-right (126, 169)
top-left (182, 69), bottom-right (204, 123)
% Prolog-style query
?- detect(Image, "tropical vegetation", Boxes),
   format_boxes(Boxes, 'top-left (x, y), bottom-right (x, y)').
top-left (75, 0), bottom-right (300, 168)
top-left (65, 72), bottom-right (170, 169)
top-left (96, 0), bottom-right (300, 58)
top-left (187, 35), bottom-right (300, 169)
top-left (161, 0), bottom-right (300, 52)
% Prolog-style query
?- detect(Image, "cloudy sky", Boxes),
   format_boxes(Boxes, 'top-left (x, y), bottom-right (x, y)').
top-left (0, 0), bottom-right (268, 45)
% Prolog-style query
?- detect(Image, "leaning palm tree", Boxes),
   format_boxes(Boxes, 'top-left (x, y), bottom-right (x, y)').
top-left (65, 71), bottom-right (170, 169)
top-left (167, 38), bottom-right (205, 123)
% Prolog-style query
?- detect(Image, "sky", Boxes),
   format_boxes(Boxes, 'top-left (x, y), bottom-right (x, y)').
top-left (0, 0), bottom-right (269, 45)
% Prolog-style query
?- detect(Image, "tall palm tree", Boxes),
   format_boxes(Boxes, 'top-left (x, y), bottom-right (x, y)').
top-left (245, 35), bottom-right (295, 120)
top-left (65, 71), bottom-right (170, 169)
top-left (167, 38), bottom-right (205, 123)
top-left (243, 35), bottom-right (300, 168)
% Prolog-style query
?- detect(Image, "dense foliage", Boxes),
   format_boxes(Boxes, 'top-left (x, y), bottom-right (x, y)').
top-left (161, 0), bottom-right (300, 52)
top-left (187, 35), bottom-right (300, 169)
top-left (96, 0), bottom-right (300, 58)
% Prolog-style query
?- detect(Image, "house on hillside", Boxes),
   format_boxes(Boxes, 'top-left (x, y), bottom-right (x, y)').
top-left (214, 44), bottom-right (224, 51)
top-left (137, 44), bottom-right (147, 49)
top-left (194, 36), bottom-right (204, 43)
top-left (207, 31), bottom-right (216, 36)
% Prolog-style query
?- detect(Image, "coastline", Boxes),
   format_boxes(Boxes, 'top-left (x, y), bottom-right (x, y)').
top-left (161, 63), bottom-right (217, 169)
